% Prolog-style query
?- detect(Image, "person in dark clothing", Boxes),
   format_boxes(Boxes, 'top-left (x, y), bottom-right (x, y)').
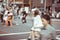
top-left (0, 13), bottom-right (3, 22)
top-left (22, 11), bottom-right (27, 23)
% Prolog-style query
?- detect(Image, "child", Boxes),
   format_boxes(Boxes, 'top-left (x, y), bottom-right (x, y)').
top-left (40, 15), bottom-right (56, 40)
top-left (28, 10), bottom-right (43, 40)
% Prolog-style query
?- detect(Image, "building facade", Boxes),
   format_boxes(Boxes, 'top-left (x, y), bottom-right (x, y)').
top-left (1, 0), bottom-right (60, 11)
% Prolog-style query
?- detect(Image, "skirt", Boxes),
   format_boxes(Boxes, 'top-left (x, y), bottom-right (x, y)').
top-left (31, 26), bottom-right (41, 32)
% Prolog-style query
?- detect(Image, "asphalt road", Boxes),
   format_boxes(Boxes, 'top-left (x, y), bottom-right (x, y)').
top-left (0, 16), bottom-right (60, 40)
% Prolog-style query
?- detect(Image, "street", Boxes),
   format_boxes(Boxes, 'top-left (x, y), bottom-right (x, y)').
top-left (0, 16), bottom-right (60, 40)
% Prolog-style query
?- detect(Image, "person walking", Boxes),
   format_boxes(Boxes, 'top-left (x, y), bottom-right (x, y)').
top-left (28, 10), bottom-right (43, 40)
top-left (22, 11), bottom-right (27, 23)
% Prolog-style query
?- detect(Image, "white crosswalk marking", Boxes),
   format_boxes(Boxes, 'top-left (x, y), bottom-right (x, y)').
top-left (18, 39), bottom-right (27, 40)
top-left (0, 32), bottom-right (30, 36)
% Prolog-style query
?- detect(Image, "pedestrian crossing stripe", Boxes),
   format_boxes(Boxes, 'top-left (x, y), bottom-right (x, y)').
top-left (56, 30), bottom-right (60, 31)
top-left (0, 32), bottom-right (30, 36)
top-left (18, 39), bottom-right (27, 40)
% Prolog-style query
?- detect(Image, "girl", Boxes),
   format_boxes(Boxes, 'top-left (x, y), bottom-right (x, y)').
top-left (28, 10), bottom-right (43, 40)
top-left (40, 15), bottom-right (56, 40)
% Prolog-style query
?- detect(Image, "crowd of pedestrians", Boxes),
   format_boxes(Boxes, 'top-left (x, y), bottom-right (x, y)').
top-left (0, 4), bottom-right (57, 40)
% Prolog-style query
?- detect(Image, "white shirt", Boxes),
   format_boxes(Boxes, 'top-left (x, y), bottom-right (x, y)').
top-left (3, 10), bottom-right (8, 21)
top-left (31, 8), bottom-right (37, 14)
top-left (8, 12), bottom-right (13, 16)
top-left (33, 15), bottom-right (43, 28)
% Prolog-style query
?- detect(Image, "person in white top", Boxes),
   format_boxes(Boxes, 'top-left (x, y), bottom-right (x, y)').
top-left (3, 6), bottom-right (13, 27)
top-left (5, 12), bottom-right (13, 27)
top-left (3, 10), bottom-right (8, 21)
top-left (31, 7), bottom-right (42, 17)
top-left (31, 7), bottom-right (38, 14)
top-left (28, 10), bottom-right (43, 40)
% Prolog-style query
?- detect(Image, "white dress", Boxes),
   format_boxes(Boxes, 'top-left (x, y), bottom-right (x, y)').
top-left (31, 15), bottom-right (43, 32)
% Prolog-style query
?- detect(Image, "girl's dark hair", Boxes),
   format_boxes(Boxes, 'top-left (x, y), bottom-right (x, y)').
top-left (34, 10), bottom-right (39, 17)
top-left (41, 15), bottom-right (51, 24)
